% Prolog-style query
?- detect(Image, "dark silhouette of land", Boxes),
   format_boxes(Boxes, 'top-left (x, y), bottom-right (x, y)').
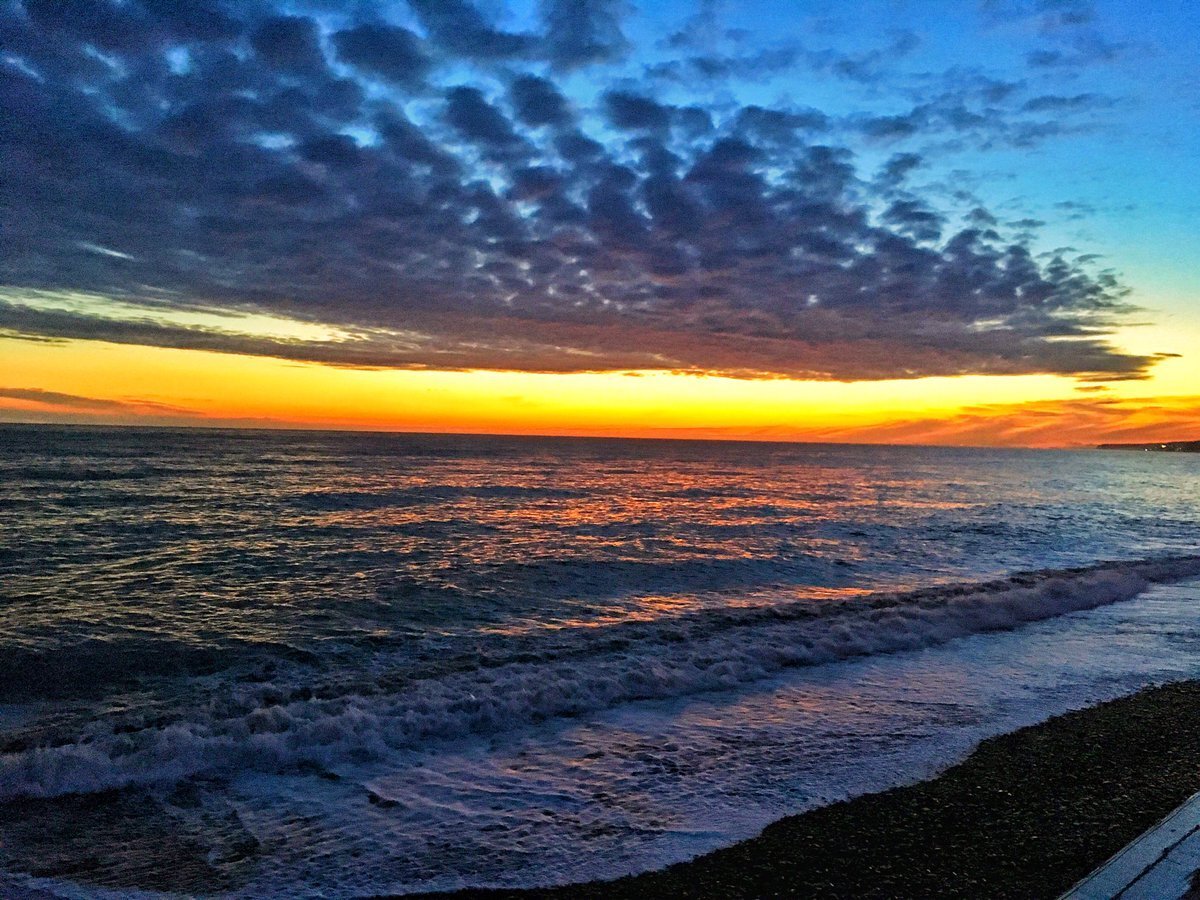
top-left (1098, 440), bottom-right (1200, 452)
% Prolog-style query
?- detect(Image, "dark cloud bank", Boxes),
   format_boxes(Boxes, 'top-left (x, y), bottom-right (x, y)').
top-left (0, 0), bottom-right (1160, 381)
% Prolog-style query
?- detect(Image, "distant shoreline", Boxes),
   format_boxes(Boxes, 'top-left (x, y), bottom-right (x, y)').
top-left (413, 681), bottom-right (1200, 900)
top-left (1098, 440), bottom-right (1200, 452)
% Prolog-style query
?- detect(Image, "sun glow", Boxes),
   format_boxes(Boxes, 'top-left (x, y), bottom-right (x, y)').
top-left (4, 328), bottom-right (1198, 447)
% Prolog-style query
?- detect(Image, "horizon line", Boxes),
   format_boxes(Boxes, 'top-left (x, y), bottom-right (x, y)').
top-left (0, 417), bottom-right (1122, 452)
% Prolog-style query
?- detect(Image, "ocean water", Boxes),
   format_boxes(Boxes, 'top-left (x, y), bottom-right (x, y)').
top-left (2, 425), bottom-right (1200, 897)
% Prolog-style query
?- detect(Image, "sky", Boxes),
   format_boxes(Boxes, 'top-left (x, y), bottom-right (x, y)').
top-left (1, 0), bottom-right (1197, 446)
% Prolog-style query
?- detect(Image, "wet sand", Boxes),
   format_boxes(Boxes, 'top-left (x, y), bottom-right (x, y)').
top-left (413, 680), bottom-right (1200, 900)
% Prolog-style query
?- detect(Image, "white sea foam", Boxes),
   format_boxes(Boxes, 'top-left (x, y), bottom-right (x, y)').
top-left (4, 554), bottom-right (1199, 802)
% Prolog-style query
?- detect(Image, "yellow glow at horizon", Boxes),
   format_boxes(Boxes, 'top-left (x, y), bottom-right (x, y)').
top-left (1102, 319), bottom-right (1200, 398)
top-left (3, 286), bottom-right (1197, 443)
top-left (0, 333), bottom-right (1150, 435)
top-left (5, 281), bottom-right (1197, 435)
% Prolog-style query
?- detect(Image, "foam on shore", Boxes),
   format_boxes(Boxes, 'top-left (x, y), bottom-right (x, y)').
top-left (4, 554), bottom-right (1199, 802)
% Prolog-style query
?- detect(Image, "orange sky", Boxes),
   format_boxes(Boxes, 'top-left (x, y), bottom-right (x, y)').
top-left (3, 323), bottom-right (1198, 447)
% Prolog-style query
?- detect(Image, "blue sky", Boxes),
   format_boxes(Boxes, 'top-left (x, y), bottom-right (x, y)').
top-left (578, 0), bottom-right (1200, 314)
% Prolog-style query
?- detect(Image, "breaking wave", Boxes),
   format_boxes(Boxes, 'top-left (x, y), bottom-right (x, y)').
top-left (3, 554), bottom-right (1199, 801)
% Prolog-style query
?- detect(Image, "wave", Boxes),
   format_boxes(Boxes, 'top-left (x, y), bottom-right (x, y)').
top-left (0, 638), bottom-right (322, 704)
top-left (658, 486), bottom-right (847, 503)
top-left (371, 553), bottom-right (851, 611)
top-left (3, 554), bottom-right (1199, 801)
top-left (290, 484), bottom-right (585, 510)
top-left (0, 464), bottom-right (178, 482)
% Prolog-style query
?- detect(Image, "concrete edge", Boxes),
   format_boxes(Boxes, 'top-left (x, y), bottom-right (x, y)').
top-left (1060, 790), bottom-right (1200, 899)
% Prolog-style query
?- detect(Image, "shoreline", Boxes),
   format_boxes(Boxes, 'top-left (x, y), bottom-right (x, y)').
top-left (410, 680), bottom-right (1200, 899)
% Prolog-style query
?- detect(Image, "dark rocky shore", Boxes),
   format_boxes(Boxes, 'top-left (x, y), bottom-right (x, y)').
top-left (412, 680), bottom-right (1200, 900)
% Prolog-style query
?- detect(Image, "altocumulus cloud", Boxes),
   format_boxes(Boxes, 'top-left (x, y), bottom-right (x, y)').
top-left (0, 0), bottom-right (1165, 381)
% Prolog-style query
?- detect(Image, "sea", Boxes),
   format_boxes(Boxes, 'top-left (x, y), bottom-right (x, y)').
top-left (2, 424), bottom-right (1200, 897)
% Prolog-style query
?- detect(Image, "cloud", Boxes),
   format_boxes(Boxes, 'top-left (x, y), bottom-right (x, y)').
top-left (509, 74), bottom-right (573, 127)
top-left (875, 152), bottom-right (923, 189)
top-left (807, 30), bottom-right (921, 83)
top-left (646, 46), bottom-right (803, 83)
top-left (983, 0), bottom-right (1130, 69)
top-left (251, 15), bottom-right (327, 75)
top-left (0, 0), bottom-right (1166, 385)
top-left (603, 90), bottom-right (673, 131)
top-left (795, 393), bottom-right (1200, 448)
top-left (0, 386), bottom-right (191, 415)
top-left (1021, 92), bottom-right (1111, 112)
top-left (1025, 40), bottom-right (1125, 68)
top-left (541, 0), bottom-right (629, 69)
top-left (406, 0), bottom-right (535, 61)
top-left (649, 28), bottom-right (918, 87)
top-left (332, 23), bottom-right (431, 88)
top-left (845, 69), bottom-right (1109, 149)
top-left (444, 86), bottom-right (528, 156)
